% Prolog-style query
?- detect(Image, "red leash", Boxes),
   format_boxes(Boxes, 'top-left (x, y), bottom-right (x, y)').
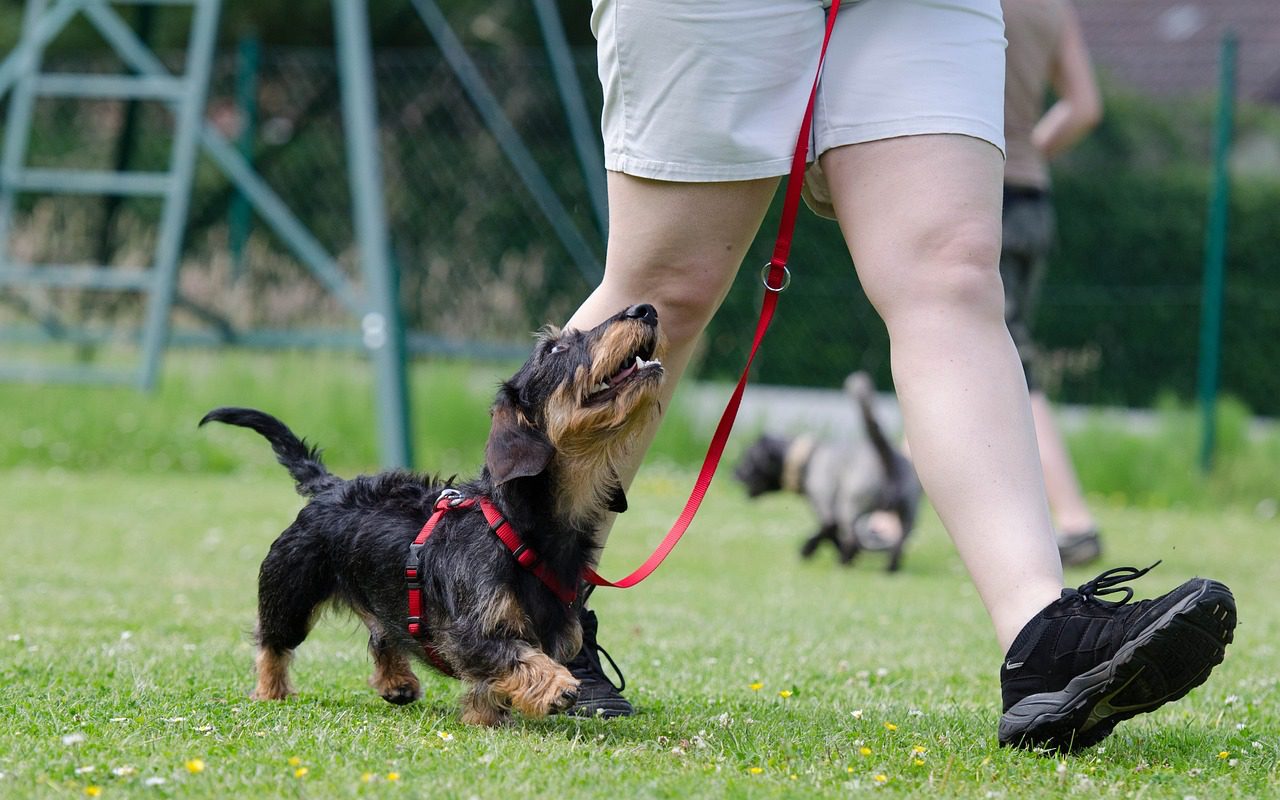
top-left (584, 0), bottom-right (842, 591)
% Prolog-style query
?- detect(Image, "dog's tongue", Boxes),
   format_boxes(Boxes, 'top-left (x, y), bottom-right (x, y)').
top-left (609, 358), bottom-right (638, 385)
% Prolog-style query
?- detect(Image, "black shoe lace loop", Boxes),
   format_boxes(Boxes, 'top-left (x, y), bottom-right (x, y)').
top-left (592, 643), bottom-right (626, 693)
top-left (1077, 561), bottom-right (1161, 605)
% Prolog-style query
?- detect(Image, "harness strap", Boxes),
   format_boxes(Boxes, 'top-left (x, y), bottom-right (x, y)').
top-left (405, 491), bottom-right (578, 674)
top-left (405, 495), bottom-right (469, 676)
top-left (476, 498), bottom-right (577, 605)
top-left (584, 0), bottom-right (842, 590)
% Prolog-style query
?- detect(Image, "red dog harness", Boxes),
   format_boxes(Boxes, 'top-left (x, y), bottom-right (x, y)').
top-left (404, 489), bottom-right (577, 675)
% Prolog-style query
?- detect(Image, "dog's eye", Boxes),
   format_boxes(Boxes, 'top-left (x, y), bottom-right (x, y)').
top-left (549, 343), bottom-right (568, 355)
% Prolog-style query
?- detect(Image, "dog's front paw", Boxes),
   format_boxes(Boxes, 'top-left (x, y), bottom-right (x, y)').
top-left (496, 657), bottom-right (581, 718)
top-left (461, 684), bottom-right (512, 727)
top-left (550, 681), bottom-right (580, 714)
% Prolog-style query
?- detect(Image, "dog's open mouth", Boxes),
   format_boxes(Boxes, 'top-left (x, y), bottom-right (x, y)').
top-left (586, 340), bottom-right (661, 404)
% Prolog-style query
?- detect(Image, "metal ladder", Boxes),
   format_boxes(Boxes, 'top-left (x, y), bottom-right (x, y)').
top-left (0, 0), bottom-right (221, 387)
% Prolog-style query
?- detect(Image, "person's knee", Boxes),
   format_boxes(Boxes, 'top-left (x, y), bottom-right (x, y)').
top-left (868, 219), bottom-right (1004, 325)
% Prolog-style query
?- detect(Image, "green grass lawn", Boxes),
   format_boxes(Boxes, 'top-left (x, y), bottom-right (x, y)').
top-left (1, 462), bottom-right (1276, 798)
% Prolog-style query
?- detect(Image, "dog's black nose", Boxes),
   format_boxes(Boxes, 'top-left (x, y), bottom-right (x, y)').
top-left (623, 304), bottom-right (657, 323)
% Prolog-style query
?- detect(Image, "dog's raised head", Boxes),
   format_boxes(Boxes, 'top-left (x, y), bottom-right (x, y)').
top-left (485, 303), bottom-right (666, 526)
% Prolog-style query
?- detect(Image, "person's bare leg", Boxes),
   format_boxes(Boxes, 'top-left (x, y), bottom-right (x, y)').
top-left (566, 172), bottom-right (779, 545)
top-left (822, 134), bottom-right (1062, 652)
top-left (1029, 390), bottom-right (1096, 534)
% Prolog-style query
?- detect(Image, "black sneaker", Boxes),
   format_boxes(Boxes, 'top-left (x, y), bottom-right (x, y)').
top-left (1057, 529), bottom-right (1103, 567)
top-left (564, 605), bottom-right (633, 718)
top-left (999, 563), bottom-right (1235, 753)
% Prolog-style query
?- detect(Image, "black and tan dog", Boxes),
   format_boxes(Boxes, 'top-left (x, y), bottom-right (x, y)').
top-left (733, 372), bottom-right (921, 572)
top-left (201, 304), bottom-right (664, 726)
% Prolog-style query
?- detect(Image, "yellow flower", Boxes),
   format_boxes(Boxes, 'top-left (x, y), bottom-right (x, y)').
top-left (914, 759), bottom-right (925, 766)
top-left (874, 774), bottom-right (888, 783)
top-left (748, 767), bottom-right (763, 775)
top-left (294, 767), bottom-right (309, 778)
top-left (288, 756), bottom-right (301, 767)
top-left (184, 759), bottom-right (205, 774)
top-left (846, 767), bottom-right (854, 773)
top-left (884, 722), bottom-right (898, 731)
top-left (859, 747), bottom-right (872, 756)
top-left (778, 690), bottom-right (793, 698)
top-left (749, 682), bottom-right (763, 691)
top-left (386, 772), bottom-right (400, 782)
top-left (1218, 751), bottom-right (1230, 760)
top-left (361, 772), bottom-right (375, 783)
top-left (85, 788), bottom-right (102, 798)
top-left (911, 745), bottom-right (926, 754)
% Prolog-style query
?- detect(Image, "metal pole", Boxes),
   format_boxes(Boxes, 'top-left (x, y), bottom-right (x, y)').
top-left (334, 0), bottom-right (413, 469)
top-left (530, 0), bottom-right (608, 239)
top-left (229, 34), bottom-right (260, 279)
top-left (1197, 31), bottom-right (1236, 473)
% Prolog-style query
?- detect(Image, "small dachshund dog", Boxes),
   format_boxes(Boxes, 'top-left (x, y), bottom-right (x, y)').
top-left (201, 304), bottom-right (664, 725)
top-left (733, 372), bottom-right (921, 572)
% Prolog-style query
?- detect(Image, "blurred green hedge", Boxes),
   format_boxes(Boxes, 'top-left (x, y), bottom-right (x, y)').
top-left (701, 90), bottom-right (1280, 416)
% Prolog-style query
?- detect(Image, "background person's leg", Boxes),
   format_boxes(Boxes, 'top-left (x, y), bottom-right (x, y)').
top-left (821, 134), bottom-right (1064, 652)
top-left (1030, 390), bottom-right (1097, 537)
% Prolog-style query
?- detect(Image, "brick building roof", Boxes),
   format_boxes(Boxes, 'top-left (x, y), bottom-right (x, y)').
top-left (1075, 0), bottom-right (1280, 102)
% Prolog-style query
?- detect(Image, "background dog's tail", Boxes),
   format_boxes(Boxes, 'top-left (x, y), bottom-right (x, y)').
top-left (199, 407), bottom-right (334, 496)
top-left (844, 372), bottom-right (902, 481)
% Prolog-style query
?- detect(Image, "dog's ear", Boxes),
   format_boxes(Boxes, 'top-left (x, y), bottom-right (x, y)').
top-left (485, 391), bottom-right (554, 486)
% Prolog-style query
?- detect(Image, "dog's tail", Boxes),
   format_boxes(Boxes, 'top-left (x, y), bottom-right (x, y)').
top-left (844, 372), bottom-right (903, 482)
top-left (199, 407), bottom-right (334, 497)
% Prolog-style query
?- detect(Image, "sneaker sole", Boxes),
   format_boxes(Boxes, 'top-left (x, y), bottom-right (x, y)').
top-left (998, 578), bottom-right (1236, 753)
top-left (564, 698), bottom-right (634, 718)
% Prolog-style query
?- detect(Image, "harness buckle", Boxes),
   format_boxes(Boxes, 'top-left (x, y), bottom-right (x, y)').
top-left (436, 488), bottom-right (466, 510)
top-left (511, 542), bottom-right (540, 568)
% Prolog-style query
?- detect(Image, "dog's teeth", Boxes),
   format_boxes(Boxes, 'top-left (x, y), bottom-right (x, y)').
top-left (592, 381), bottom-right (609, 393)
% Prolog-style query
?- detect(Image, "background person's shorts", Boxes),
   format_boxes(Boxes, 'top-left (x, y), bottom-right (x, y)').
top-left (591, 0), bottom-right (1007, 217)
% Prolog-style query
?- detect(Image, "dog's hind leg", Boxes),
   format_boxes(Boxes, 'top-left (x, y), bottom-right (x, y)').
top-left (251, 526), bottom-right (334, 700)
top-left (361, 616), bottom-right (421, 705)
top-left (836, 522), bottom-right (863, 566)
top-left (800, 523), bottom-right (838, 559)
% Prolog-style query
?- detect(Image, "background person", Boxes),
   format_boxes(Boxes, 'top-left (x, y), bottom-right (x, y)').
top-left (1002, 0), bottom-right (1105, 567)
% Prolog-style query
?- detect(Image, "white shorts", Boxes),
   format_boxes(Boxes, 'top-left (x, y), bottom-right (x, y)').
top-left (591, 0), bottom-right (1006, 217)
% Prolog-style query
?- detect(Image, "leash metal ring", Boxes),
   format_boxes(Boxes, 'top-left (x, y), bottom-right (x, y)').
top-left (760, 262), bottom-right (791, 293)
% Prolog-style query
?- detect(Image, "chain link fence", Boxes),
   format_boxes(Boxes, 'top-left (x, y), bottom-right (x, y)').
top-left (3, 40), bottom-right (1279, 414)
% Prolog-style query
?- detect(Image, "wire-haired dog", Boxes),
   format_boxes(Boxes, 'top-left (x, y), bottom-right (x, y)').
top-left (733, 372), bottom-right (921, 572)
top-left (201, 304), bottom-right (665, 726)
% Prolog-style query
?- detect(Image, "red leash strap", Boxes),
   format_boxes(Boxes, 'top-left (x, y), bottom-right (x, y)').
top-left (585, 0), bottom-right (842, 590)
